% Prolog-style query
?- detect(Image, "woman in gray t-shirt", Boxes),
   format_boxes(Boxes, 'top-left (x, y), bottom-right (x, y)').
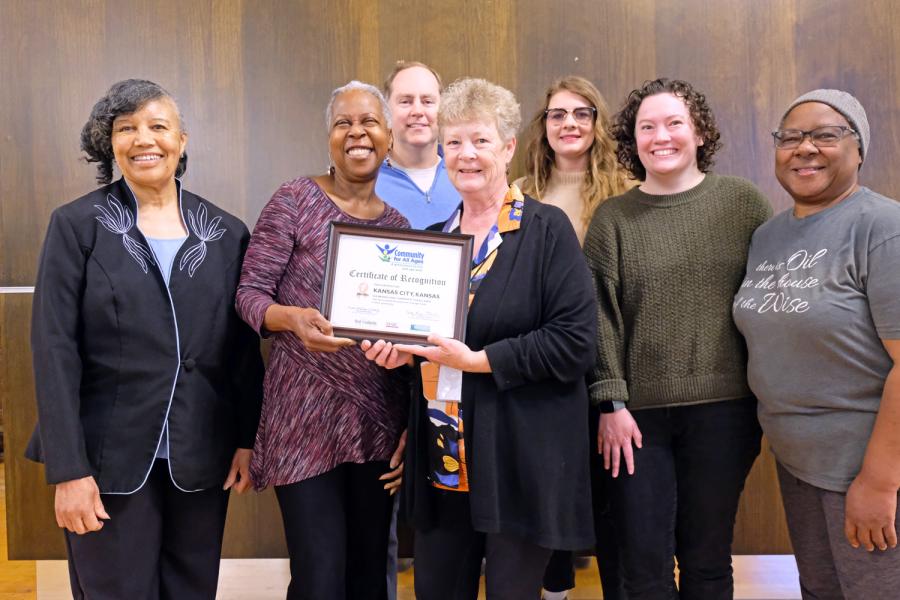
top-left (734, 89), bottom-right (900, 598)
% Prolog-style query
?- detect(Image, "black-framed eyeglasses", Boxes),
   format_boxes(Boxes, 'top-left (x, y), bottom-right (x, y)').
top-left (544, 107), bottom-right (597, 125)
top-left (771, 125), bottom-right (858, 149)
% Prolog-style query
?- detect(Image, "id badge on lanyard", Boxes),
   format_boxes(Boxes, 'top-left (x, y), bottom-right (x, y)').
top-left (420, 362), bottom-right (462, 403)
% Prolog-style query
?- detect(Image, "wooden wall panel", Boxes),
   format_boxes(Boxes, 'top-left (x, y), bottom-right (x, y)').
top-left (1, 294), bottom-right (63, 559)
top-left (376, 0), bottom-right (516, 87)
top-left (792, 1), bottom-right (900, 202)
top-left (0, 294), bottom-right (290, 560)
top-left (512, 0), bottom-right (657, 176)
top-left (734, 439), bottom-right (792, 554)
top-left (3, 0), bottom-right (899, 559)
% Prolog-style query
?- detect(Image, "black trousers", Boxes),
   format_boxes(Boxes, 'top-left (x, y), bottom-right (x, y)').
top-left (414, 489), bottom-right (553, 600)
top-left (591, 406), bottom-right (629, 600)
top-left (542, 549), bottom-right (576, 592)
top-left (608, 398), bottom-right (761, 600)
top-left (65, 460), bottom-right (229, 600)
top-left (274, 460), bottom-right (394, 600)
top-left (542, 410), bottom-right (629, 600)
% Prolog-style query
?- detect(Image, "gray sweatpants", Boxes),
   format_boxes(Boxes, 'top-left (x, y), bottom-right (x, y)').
top-left (777, 463), bottom-right (900, 600)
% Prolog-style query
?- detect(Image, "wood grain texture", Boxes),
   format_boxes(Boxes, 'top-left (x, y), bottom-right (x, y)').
top-left (734, 439), bottom-right (793, 554)
top-left (0, 292), bottom-right (290, 560)
top-left (4, 0), bottom-right (899, 558)
top-left (1, 294), bottom-right (62, 560)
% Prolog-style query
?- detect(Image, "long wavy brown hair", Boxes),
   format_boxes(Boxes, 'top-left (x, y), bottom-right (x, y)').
top-left (519, 76), bottom-right (630, 226)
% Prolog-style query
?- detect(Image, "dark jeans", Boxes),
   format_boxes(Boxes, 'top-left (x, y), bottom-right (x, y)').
top-left (414, 490), bottom-right (552, 600)
top-left (275, 461), bottom-right (393, 600)
top-left (608, 398), bottom-right (761, 600)
top-left (591, 406), bottom-right (629, 600)
top-left (65, 459), bottom-right (229, 600)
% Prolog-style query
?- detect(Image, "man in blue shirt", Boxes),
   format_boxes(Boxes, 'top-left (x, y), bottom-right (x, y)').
top-left (377, 61), bottom-right (459, 229)
top-left (378, 62), bottom-right (460, 600)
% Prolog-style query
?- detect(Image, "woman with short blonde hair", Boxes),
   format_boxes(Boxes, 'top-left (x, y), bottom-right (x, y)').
top-left (364, 77), bottom-right (596, 599)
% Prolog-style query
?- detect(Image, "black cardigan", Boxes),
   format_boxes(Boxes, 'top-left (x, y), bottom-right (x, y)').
top-left (26, 178), bottom-right (263, 494)
top-left (403, 197), bottom-right (597, 550)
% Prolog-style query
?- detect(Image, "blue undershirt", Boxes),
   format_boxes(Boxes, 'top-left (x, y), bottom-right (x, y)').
top-left (147, 235), bottom-right (187, 460)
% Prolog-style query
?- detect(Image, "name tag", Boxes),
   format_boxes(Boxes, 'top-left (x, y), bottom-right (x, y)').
top-left (420, 362), bottom-right (462, 403)
top-left (437, 365), bottom-right (463, 403)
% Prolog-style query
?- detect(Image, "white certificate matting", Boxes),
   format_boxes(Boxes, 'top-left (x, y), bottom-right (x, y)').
top-left (322, 223), bottom-right (473, 344)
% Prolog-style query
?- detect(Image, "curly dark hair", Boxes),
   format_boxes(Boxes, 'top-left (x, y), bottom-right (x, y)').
top-left (610, 78), bottom-right (721, 181)
top-left (80, 79), bottom-right (187, 184)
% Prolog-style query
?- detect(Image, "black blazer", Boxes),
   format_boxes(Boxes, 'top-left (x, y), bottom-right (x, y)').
top-left (26, 178), bottom-right (263, 493)
top-left (404, 196), bottom-right (597, 550)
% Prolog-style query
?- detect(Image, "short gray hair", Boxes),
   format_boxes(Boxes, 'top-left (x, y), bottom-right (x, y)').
top-left (439, 78), bottom-right (521, 142)
top-left (325, 80), bottom-right (391, 130)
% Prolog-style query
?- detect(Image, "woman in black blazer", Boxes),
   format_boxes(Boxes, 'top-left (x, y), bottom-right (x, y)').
top-left (26, 79), bottom-right (263, 600)
top-left (363, 77), bottom-right (597, 600)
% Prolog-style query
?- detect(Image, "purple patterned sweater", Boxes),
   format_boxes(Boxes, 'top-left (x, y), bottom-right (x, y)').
top-left (236, 177), bottom-right (410, 489)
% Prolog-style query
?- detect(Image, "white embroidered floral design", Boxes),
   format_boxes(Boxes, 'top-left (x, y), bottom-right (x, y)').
top-left (94, 194), bottom-right (155, 273)
top-left (179, 203), bottom-right (226, 277)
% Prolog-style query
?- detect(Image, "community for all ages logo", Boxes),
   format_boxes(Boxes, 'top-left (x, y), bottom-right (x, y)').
top-left (376, 243), bottom-right (397, 262)
top-left (374, 243), bottom-right (425, 267)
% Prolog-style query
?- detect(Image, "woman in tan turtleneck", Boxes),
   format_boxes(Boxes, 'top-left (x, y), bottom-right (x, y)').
top-left (516, 75), bottom-right (630, 600)
top-left (516, 76), bottom-right (630, 245)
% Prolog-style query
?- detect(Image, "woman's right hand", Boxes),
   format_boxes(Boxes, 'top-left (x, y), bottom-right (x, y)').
top-left (360, 339), bottom-right (413, 369)
top-left (55, 475), bottom-right (109, 534)
top-left (379, 429), bottom-right (407, 495)
top-left (268, 305), bottom-right (355, 352)
top-left (598, 409), bottom-right (643, 477)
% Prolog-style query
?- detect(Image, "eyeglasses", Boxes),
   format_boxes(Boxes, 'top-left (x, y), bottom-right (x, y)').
top-left (771, 125), bottom-right (858, 149)
top-left (545, 107), bottom-right (597, 125)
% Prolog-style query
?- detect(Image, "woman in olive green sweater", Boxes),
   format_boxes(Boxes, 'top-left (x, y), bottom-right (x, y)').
top-left (583, 78), bottom-right (771, 600)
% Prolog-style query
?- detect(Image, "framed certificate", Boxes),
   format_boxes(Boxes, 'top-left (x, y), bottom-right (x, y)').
top-left (321, 222), bottom-right (473, 344)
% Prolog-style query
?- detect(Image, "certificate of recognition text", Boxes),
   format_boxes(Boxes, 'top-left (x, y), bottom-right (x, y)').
top-left (322, 223), bottom-right (472, 344)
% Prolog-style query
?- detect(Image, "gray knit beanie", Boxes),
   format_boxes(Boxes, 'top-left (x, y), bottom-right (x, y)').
top-left (781, 89), bottom-right (869, 162)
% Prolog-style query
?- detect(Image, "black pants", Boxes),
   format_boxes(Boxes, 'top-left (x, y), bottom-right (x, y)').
top-left (414, 490), bottom-right (552, 600)
top-left (609, 398), bottom-right (761, 600)
top-left (275, 460), bottom-right (393, 600)
top-left (591, 408), bottom-right (629, 600)
top-left (65, 460), bottom-right (229, 600)
top-left (542, 410), bottom-right (628, 599)
top-left (542, 549), bottom-right (576, 592)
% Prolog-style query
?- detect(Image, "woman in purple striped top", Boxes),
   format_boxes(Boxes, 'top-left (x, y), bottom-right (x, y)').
top-left (236, 81), bottom-right (409, 600)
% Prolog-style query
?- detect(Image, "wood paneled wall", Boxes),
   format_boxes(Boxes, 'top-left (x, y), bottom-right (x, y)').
top-left (3, 0), bottom-right (898, 559)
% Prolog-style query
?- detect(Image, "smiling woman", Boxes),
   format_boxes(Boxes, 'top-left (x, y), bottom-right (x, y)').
top-left (110, 98), bottom-right (186, 196)
top-left (734, 89), bottom-right (900, 597)
top-left (325, 83), bottom-right (392, 194)
top-left (235, 80), bottom-right (409, 600)
top-left (584, 78), bottom-right (771, 599)
top-left (515, 75), bottom-right (631, 600)
top-left (361, 78), bottom-right (598, 599)
top-left (26, 78), bottom-right (264, 599)
top-left (517, 75), bottom-right (630, 244)
top-left (773, 100), bottom-right (863, 216)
